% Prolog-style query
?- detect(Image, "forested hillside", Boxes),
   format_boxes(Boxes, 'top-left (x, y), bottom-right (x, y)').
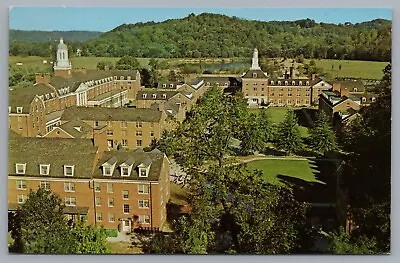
top-left (9, 30), bottom-right (102, 42)
top-left (9, 13), bottom-right (391, 61)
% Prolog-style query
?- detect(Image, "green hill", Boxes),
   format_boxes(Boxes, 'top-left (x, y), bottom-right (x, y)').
top-left (9, 29), bottom-right (102, 42)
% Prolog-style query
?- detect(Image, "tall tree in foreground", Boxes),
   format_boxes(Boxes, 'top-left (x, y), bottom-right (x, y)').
top-left (275, 110), bottom-right (303, 155)
top-left (70, 220), bottom-right (110, 254)
top-left (309, 112), bottom-right (338, 154)
top-left (9, 188), bottom-right (74, 254)
top-left (151, 89), bottom-right (309, 254)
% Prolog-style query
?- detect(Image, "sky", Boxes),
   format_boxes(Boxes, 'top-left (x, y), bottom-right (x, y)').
top-left (9, 7), bottom-right (392, 32)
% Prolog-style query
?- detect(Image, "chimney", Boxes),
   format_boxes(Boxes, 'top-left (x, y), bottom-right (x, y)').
top-left (35, 73), bottom-right (51, 84)
top-left (93, 125), bottom-right (108, 154)
top-left (333, 83), bottom-right (341, 92)
top-left (311, 74), bottom-right (316, 81)
top-left (340, 87), bottom-right (349, 97)
top-left (290, 66), bottom-right (294, 79)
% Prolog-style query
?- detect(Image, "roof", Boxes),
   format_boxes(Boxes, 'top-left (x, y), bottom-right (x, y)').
top-left (351, 93), bottom-right (378, 105)
top-left (198, 76), bottom-right (242, 85)
top-left (88, 90), bottom-right (124, 102)
top-left (60, 106), bottom-right (163, 123)
top-left (93, 148), bottom-right (166, 181)
top-left (45, 110), bottom-right (64, 123)
top-left (156, 81), bottom-right (184, 89)
top-left (136, 90), bottom-right (179, 101)
top-left (333, 80), bottom-right (365, 92)
top-left (9, 83), bottom-right (55, 113)
top-left (8, 136), bottom-right (97, 179)
top-left (242, 69), bottom-right (268, 79)
top-left (58, 120), bottom-right (93, 138)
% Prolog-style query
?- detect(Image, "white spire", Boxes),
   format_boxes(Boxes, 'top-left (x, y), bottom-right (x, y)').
top-left (251, 48), bottom-right (260, 70)
top-left (54, 38), bottom-right (72, 71)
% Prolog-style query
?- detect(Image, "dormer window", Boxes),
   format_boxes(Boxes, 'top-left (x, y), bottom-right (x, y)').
top-left (362, 97), bottom-right (367, 102)
top-left (216, 83), bottom-right (219, 86)
top-left (162, 94), bottom-right (167, 99)
top-left (138, 158), bottom-right (152, 178)
top-left (114, 76), bottom-right (117, 80)
top-left (278, 81), bottom-right (281, 85)
top-left (127, 76), bottom-right (131, 80)
top-left (102, 157), bottom-right (117, 176)
top-left (371, 97), bottom-right (376, 102)
top-left (285, 81), bottom-right (288, 86)
top-left (299, 81), bottom-right (302, 86)
top-left (17, 107), bottom-right (23, 113)
top-left (45, 94), bottom-right (49, 100)
top-left (120, 156), bottom-right (134, 177)
top-left (8, 107), bottom-right (11, 113)
top-left (169, 84), bottom-right (173, 88)
top-left (15, 163), bottom-right (26, 174)
top-left (306, 81), bottom-right (310, 85)
top-left (64, 165), bottom-right (74, 177)
top-left (142, 94), bottom-right (147, 99)
top-left (51, 92), bottom-right (55, 98)
top-left (354, 88), bottom-right (358, 92)
top-left (225, 82), bottom-right (229, 86)
top-left (152, 94), bottom-right (157, 99)
top-left (292, 81), bottom-right (295, 85)
top-left (252, 73), bottom-right (257, 78)
top-left (40, 164), bottom-right (50, 175)
top-left (162, 84), bottom-right (166, 88)
top-left (120, 76), bottom-right (124, 80)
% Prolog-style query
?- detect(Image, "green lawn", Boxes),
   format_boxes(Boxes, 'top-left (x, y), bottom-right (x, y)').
top-left (246, 159), bottom-right (324, 185)
top-left (305, 59), bottom-right (387, 80)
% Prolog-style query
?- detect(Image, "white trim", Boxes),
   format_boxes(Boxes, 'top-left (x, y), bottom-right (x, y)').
top-left (64, 182), bottom-right (75, 192)
top-left (42, 127), bottom-right (75, 138)
top-left (39, 164), bottom-right (50, 176)
top-left (64, 196), bottom-right (76, 207)
top-left (8, 113), bottom-right (30, 116)
top-left (138, 184), bottom-right (150, 194)
top-left (138, 199), bottom-right (150, 209)
top-left (15, 163), bottom-right (26, 175)
top-left (64, 165), bottom-right (75, 177)
top-left (16, 107), bottom-right (23, 113)
top-left (8, 176), bottom-right (160, 184)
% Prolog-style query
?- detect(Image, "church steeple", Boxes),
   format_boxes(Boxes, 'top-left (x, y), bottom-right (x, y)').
top-left (53, 38), bottom-right (72, 76)
top-left (251, 48), bottom-right (261, 70)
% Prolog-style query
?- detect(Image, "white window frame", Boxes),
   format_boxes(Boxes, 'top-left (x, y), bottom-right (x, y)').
top-left (107, 183), bottom-right (113, 193)
top-left (121, 166), bottom-right (130, 177)
top-left (108, 213), bottom-right (115, 222)
top-left (138, 199), bottom-right (150, 209)
top-left (17, 194), bottom-right (26, 204)
top-left (123, 204), bottom-right (130, 214)
top-left (96, 212), bottom-right (103, 222)
top-left (108, 197), bottom-right (114, 207)
top-left (138, 184), bottom-right (150, 194)
top-left (16, 107), bottom-right (23, 113)
top-left (139, 215), bottom-right (150, 224)
top-left (39, 181), bottom-right (51, 190)
top-left (122, 190), bottom-right (129, 200)
top-left (64, 182), bottom-right (75, 192)
top-left (39, 164), bottom-right (50, 176)
top-left (15, 163), bottom-right (26, 175)
top-left (65, 197), bottom-right (76, 207)
top-left (95, 197), bottom-right (101, 207)
top-left (121, 139), bottom-right (128, 147)
top-left (94, 182), bottom-right (101, 192)
top-left (102, 165), bottom-right (112, 176)
top-left (16, 180), bottom-right (27, 190)
top-left (121, 121), bottom-right (127, 128)
top-left (64, 165), bottom-right (75, 177)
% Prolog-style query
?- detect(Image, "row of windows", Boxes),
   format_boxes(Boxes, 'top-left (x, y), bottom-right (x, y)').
top-left (95, 121), bottom-right (145, 128)
top-left (270, 93), bottom-right (310, 97)
top-left (269, 99), bottom-right (310, 104)
top-left (106, 130), bottom-right (154, 137)
top-left (96, 213), bottom-right (149, 224)
top-left (14, 164), bottom-right (74, 176)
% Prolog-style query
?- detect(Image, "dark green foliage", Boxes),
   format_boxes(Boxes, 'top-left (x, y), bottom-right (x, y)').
top-left (9, 15), bottom-right (391, 61)
top-left (309, 112), bottom-right (338, 154)
top-left (70, 220), bottom-right (111, 254)
top-left (96, 61), bottom-right (114, 70)
top-left (239, 113), bottom-right (265, 154)
top-left (327, 228), bottom-right (378, 254)
top-left (9, 188), bottom-right (75, 254)
top-left (9, 30), bottom-right (102, 42)
top-left (115, 55), bottom-right (140, 70)
top-left (275, 110), bottom-right (303, 155)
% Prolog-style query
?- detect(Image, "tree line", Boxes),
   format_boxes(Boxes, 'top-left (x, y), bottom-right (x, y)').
top-left (9, 13), bottom-right (391, 61)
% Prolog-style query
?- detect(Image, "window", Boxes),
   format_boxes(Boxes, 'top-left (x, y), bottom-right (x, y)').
top-left (15, 163), bottom-right (26, 175)
top-left (162, 84), bottom-right (166, 88)
top-left (136, 122), bottom-right (142, 128)
top-left (107, 183), bottom-right (113, 193)
top-left (371, 97), bottom-right (376, 102)
top-left (16, 180), bottom-right (27, 190)
top-left (64, 165), bottom-right (74, 177)
top-left (121, 121), bottom-right (127, 128)
top-left (136, 131), bottom-right (142, 136)
top-left (108, 213), bottom-right (115, 222)
top-left (65, 197), bottom-right (76, 207)
top-left (17, 194), bottom-right (26, 204)
top-left (121, 139), bottom-right (128, 147)
top-left (17, 107), bottom-right (23, 113)
top-left (108, 198), bottom-right (114, 207)
top-left (253, 87), bottom-right (257, 92)
top-left (362, 97), bottom-right (367, 102)
top-left (137, 140), bottom-right (142, 147)
top-left (292, 81), bottom-right (295, 85)
top-left (138, 200), bottom-right (150, 209)
top-left (106, 130), bottom-right (113, 136)
top-left (121, 167), bottom-right (130, 176)
top-left (64, 182), bottom-right (75, 192)
top-left (252, 73), bottom-right (257, 78)
top-left (297, 94), bottom-right (301, 97)
top-left (121, 130), bottom-right (127, 137)
top-left (95, 121), bottom-right (99, 126)
top-left (150, 131), bottom-right (154, 137)
top-left (95, 197), bottom-right (101, 206)
top-left (39, 181), bottom-right (51, 190)
top-left (138, 184), bottom-right (150, 194)
top-left (354, 88), bottom-right (358, 92)
top-left (142, 94), bottom-right (147, 99)
top-left (103, 166), bottom-right (112, 176)
top-left (122, 190), bottom-right (129, 200)
top-left (94, 182), bottom-right (101, 192)
top-left (306, 81), bottom-right (310, 85)
top-left (96, 212), bottom-right (103, 222)
top-left (288, 93), bottom-right (292, 97)
top-left (139, 215), bottom-right (150, 224)
top-left (299, 81), bottom-right (303, 86)
top-left (152, 94), bottom-right (157, 99)
top-left (139, 168), bottom-right (147, 178)
top-left (123, 204), bottom-right (130, 214)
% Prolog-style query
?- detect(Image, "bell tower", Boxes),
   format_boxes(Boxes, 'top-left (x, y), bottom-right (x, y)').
top-left (53, 38), bottom-right (72, 77)
top-left (250, 48), bottom-right (261, 70)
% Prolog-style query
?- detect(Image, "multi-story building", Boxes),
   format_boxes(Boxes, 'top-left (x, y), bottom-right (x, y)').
top-left (8, 132), bottom-right (170, 231)
top-left (59, 106), bottom-right (167, 149)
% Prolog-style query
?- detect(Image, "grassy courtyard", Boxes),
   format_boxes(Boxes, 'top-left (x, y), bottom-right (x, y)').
top-left (246, 158), bottom-right (324, 185)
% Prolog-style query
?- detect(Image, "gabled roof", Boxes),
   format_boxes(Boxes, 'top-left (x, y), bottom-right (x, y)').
top-left (8, 136), bottom-right (97, 178)
top-left (57, 120), bottom-right (92, 138)
top-left (60, 106), bottom-right (163, 123)
top-left (333, 80), bottom-right (365, 92)
top-left (242, 69), bottom-right (268, 79)
top-left (136, 90), bottom-right (179, 101)
top-left (93, 149), bottom-right (165, 181)
top-left (9, 83), bottom-right (55, 113)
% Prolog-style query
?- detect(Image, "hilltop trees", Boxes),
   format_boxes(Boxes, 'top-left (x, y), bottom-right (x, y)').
top-left (115, 55), bottom-right (140, 70)
top-left (275, 110), bottom-right (303, 155)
